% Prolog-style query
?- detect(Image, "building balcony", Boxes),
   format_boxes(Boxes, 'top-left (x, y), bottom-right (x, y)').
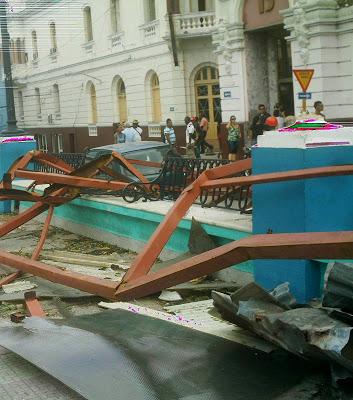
top-left (49, 47), bottom-right (58, 63)
top-left (173, 12), bottom-right (217, 38)
top-left (140, 20), bottom-right (160, 44)
top-left (110, 31), bottom-right (124, 50)
top-left (82, 40), bottom-right (94, 54)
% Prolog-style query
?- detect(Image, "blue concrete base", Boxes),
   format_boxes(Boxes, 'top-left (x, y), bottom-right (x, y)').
top-left (252, 145), bottom-right (353, 303)
top-left (254, 260), bottom-right (322, 302)
top-left (0, 140), bottom-right (36, 214)
top-left (0, 200), bottom-right (11, 213)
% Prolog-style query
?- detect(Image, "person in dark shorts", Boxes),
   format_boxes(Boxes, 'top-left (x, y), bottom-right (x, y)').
top-left (226, 115), bottom-right (241, 161)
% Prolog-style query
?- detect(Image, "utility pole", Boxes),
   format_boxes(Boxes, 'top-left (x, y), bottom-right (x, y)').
top-left (0, 0), bottom-right (23, 135)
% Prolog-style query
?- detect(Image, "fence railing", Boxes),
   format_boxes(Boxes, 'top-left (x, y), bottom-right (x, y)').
top-left (32, 153), bottom-right (86, 174)
top-left (30, 153), bottom-right (252, 212)
top-left (173, 12), bottom-right (216, 36)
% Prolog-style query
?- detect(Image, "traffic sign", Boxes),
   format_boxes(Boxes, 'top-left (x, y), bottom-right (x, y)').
top-left (293, 69), bottom-right (314, 92)
top-left (298, 92), bottom-right (312, 100)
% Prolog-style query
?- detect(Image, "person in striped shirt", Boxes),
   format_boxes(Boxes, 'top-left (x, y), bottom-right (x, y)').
top-left (163, 118), bottom-right (176, 146)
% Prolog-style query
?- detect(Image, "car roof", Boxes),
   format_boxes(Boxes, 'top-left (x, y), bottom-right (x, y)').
top-left (89, 141), bottom-right (168, 154)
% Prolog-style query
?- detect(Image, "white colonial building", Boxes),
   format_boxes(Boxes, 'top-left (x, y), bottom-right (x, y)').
top-left (6, 0), bottom-right (353, 153)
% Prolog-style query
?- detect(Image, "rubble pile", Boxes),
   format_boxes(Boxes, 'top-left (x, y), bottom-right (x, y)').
top-left (212, 263), bottom-right (353, 386)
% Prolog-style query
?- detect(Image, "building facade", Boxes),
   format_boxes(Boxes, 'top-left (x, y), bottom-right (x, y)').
top-left (7, 0), bottom-right (353, 153)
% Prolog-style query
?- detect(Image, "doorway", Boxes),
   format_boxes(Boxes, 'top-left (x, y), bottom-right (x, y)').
top-left (194, 66), bottom-right (221, 140)
top-left (245, 26), bottom-right (294, 117)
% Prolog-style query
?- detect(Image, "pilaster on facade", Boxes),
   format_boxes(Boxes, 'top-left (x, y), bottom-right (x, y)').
top-left (213, 22), bottom-right (248, 122)
top-left (283, 0), bottom-right (353, 119)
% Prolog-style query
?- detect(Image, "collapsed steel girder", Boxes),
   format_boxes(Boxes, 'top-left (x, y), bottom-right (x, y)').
top-left (2, 153), bottom-right (353, 300)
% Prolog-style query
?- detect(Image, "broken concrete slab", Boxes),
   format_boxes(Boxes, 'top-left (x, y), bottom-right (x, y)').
top-left (41, 260), bottom-right (123, 281)
top-left (213, 283), bottom-right (353, 378)
top-left (2, 281), bottom-right (37, 294)
top-left (158, 290), bottom-right (182, 302)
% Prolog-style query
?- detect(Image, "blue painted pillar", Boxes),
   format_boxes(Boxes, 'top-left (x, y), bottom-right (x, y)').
top-left (0, 138), bottom-right (36, 213)
top-left (252, 145), bottom-right (353, 303)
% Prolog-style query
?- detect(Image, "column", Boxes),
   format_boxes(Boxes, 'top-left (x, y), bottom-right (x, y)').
top-left (213, 23), bottom-right (248, 123)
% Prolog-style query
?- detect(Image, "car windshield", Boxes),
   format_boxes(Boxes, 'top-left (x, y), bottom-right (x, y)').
top-left (121, 147), bottom-right (169, 179)
top-left (85, 145), bottom-right (170, 181)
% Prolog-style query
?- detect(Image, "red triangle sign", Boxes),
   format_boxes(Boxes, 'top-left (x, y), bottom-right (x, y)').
top-left (293, 69), bottom-right (315, 92)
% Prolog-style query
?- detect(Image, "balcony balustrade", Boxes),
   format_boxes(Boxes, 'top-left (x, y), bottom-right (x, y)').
top-left (173, 12), bottom-right (217, 37)
top-left (140, 20), bottom-right (160, 43)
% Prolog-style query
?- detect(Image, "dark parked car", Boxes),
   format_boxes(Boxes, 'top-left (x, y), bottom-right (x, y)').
top-left (84, 141), bottom-right (170, 182)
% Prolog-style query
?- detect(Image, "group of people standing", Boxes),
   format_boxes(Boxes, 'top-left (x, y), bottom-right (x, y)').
top-left (113, 120), bottom-right (143, 143)
top-left (163, 115), bottom-right (214, 159)
top-left (184, 115), bottom-right (214, 158)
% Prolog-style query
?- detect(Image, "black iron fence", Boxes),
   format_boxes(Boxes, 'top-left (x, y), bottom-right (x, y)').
top-left (30, 153), bottom-right (252, 212)
top-left (31, 153), bottom-right (86, 174)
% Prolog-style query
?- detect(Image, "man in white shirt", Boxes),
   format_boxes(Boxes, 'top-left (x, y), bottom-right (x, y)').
top-left (185, 116), bottom-right (195, 146)
top-left (123, 122), bottom-right (142, 142)
top-left (132, 120), bottom-right (143, 140)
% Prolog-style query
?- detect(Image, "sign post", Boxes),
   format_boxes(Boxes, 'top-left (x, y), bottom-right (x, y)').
top-left (293, 69), bottom-right (314, 114)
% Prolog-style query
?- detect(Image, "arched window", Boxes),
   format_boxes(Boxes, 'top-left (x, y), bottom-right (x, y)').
top-left (49, 22), bottom-right (57, 52)
top-left (117, 79), bottom-right (127, 123)
top-left (88, 83), bottom-right (98, 124)
top-left (110, 0), bottom-right (121, 34)
top-left (145, 0), bottom-right (156, 23)
top-left (31, 31), bottom-right (38, 60)
top-left (53, 84), bottom-right (61, 116)
top-left (35, 88), bottom-right (41, 118)
top-left (83, 7), bottom-right (93, 42)
top-left (151, 73), bottom-right (161, 122)
top-left (17, 91), bottom-right (24, 120)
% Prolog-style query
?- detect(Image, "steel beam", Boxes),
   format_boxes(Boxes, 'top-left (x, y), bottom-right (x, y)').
top-left (0, 203), bottom-right (49, 238)
top-left (0, 271), bottom-right (21, 287)
top-left (201, 164), bottom-right (353, 190)
top-left (24, 291), bottom-right (46, 317)
top-left (122, 158), bottom-right (253, 283)
top-left (14, 170), bottom-right (128, 191)
top-left (116, 231), bottom-right (353, 300)
top-left (31, 206), bottom-right (54, 261)
top-left (0, 251), bottom-right (117, 299)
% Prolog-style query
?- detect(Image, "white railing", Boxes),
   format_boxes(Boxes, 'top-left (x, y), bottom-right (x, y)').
top-left (82, 40), bottom-right (94, 53)
top-left (148, 124), bottom-right (161, 138)
top-left (88, 124), bottom-right (98, 137)
top-left (174, 12), bottom-right (216, 36)
top-left (111, 31), bottom-right (124, 49)
top-left (140, 20), bottom-right (160, 43)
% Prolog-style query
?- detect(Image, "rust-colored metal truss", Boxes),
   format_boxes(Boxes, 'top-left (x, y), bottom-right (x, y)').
top-left (1, 152), bottom-right (353, 301)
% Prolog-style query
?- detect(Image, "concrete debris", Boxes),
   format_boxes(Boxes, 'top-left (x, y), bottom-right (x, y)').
top-left (270, 282), bottom-right (297, 309)
top-left (188, 217), bottom-right (216, 255)
top-left (10, 312), bottom-right (26, 323)
top-left (322, 262), bottom-right (353, 313)
top-left (2, 281), bottom-right (37, 294)
top-left (42, 260), bottom-right (123, 282)
top-left (212, 282), bottom-right (353, 381)
top-left (158, 290), bottom-right (182, 302)
top-left (39, 251), bottom-right (133, 273)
